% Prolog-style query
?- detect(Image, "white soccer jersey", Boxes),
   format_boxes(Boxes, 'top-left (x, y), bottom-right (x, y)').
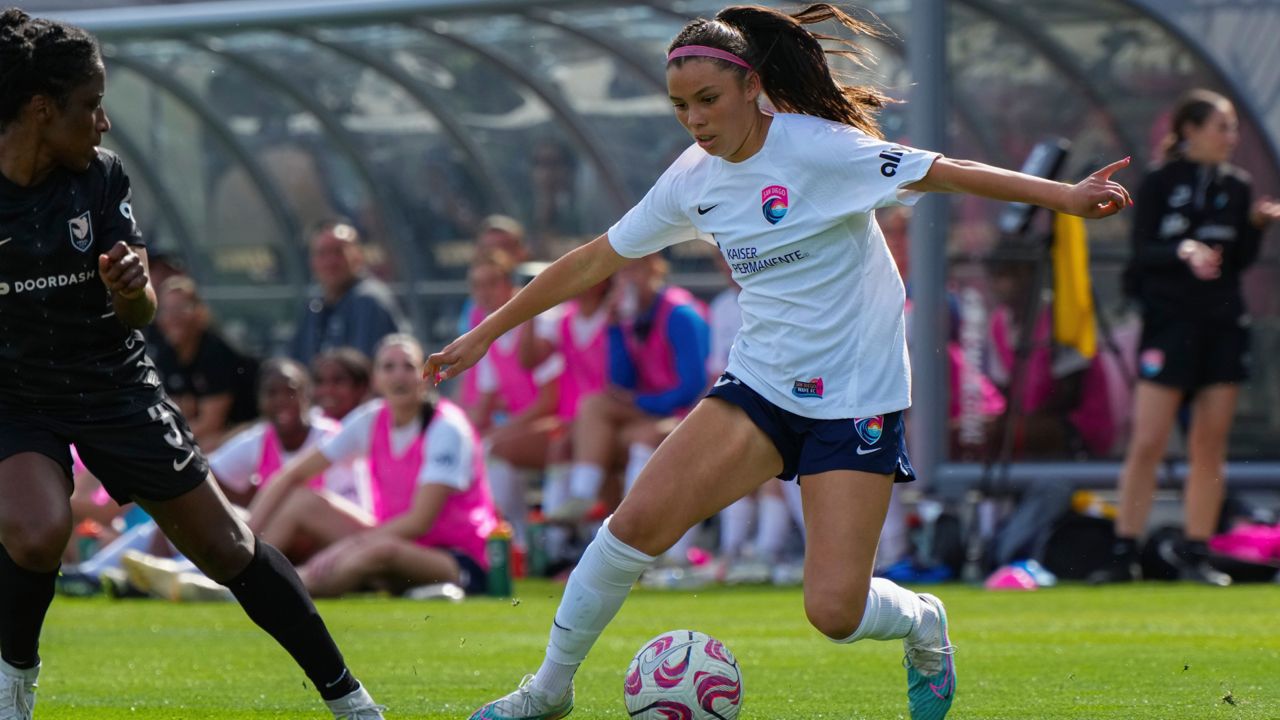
top-left (608, 113), bottom-right (939, 419)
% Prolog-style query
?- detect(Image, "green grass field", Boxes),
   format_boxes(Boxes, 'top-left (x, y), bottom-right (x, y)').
top-left (35, 580), bottom-right (1279, 718)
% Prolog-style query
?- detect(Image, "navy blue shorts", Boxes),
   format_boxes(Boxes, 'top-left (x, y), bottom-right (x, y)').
top-left (706, 373), bottom-right (915, 483)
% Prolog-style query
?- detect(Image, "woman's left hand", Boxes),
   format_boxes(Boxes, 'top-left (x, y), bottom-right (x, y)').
top-left (1064, 157), bottom-right (1133, 218)
top-left (1251, 196), bottom-right (1280, 228)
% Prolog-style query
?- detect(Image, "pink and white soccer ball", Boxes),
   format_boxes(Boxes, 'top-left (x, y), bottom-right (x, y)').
top-left (623, 629), bottom-right (743, 719)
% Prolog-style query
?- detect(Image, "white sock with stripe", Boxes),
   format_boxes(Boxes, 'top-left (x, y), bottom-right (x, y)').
top-left (533, 520), bottom-right (655, 697)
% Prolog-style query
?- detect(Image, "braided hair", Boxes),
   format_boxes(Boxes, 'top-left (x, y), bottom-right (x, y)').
top-left (0, 8), bottom-right (101, 130)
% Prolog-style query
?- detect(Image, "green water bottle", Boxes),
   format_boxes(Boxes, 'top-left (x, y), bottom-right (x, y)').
top-left (486, 521), bottom-right (514, 597)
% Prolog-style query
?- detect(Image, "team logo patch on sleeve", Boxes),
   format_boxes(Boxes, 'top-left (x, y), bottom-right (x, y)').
top-left (762, 185), bottom-right (789, 225)
top-left (853, 416), bottom-right (884, 445)
top-left (68, 211), bottom-right (94, 252)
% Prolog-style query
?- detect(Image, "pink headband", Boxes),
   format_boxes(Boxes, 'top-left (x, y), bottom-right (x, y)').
top-left (667, 45), bottom-right (752, 71)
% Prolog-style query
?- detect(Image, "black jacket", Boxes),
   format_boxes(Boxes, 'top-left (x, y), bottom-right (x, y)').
top-left (1122, 158), bottom-right (1261, 318)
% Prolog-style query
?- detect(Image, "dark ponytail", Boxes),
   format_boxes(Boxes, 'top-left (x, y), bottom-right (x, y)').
top-left (668, 4), bottom-right (891, 138)
top-left (0, 8), bottom-right (101, 130)
top-left (1160, 88), bottom-right (1231, 163)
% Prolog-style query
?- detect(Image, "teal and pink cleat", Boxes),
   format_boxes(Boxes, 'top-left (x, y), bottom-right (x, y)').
top-left (903, 593), bottom-right (956, 720)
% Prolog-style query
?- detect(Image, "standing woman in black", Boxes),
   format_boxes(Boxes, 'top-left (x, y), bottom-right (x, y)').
top-left (0, 10), bottom-right (385, 719)
top-left (1094, 89), bottom-right (1280, 585)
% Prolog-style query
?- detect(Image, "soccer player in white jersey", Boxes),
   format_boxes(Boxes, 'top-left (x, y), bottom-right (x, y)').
top-left (427, 5), bottom-right (1132, 719)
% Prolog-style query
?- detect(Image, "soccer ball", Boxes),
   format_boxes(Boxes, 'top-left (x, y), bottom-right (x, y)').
top-left (623, 629), bottom-right (743, 719)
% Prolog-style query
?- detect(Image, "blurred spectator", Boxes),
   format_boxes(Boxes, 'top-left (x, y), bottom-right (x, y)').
top-left (211, 358), bottom-right (371, 512)
top-left (477, 214), bottom-right (531, 263)
top-left (291, 219), bottom-right (410, 363)
top-left (455, 217), bottom-right (531, 410)
top-left (1094, 89), bottom-right (1280, 586)
top-left (153, 277), bottom-right (259, 450)
top-left (548, 254), bottom-right (709, 555)
top-left (525, 275), bottom-right (611, 571)
top-left (984, 245), bottom-right (1113, 459)
top-left (251, 335), bottom-right (500, 597)
top-left (468, 251), bottom-right (564, 554)
top-left (529, 139), bottom-right (578, 255)
top-left (310, 347), bottom-right (373, 421)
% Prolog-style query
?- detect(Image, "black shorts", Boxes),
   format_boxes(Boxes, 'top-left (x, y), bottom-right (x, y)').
top-left (706, 373), bottom-right (916, 482)
top-left (1138, 310), bottom-right (1251, 391)
top-left (0, 395), bottom-right (209, 505)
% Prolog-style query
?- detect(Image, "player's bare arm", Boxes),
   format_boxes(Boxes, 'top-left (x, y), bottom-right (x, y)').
top-left (426, 234), bottom-right (628, 383)
top-left (907, 156), bottom-right (1133, 218)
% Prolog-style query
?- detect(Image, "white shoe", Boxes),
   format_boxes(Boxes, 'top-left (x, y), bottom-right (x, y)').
top-left (404, 582), bottom-right (466, 601)
top-left (0, 660), bottom-right (37, 720)
top-left (544, 498), bottom-right (594, 524)
top-left (325, 684), bottom-right (387, 719)
top-left (468, 674), bottom-right (574, 719)
top-left (121, 551), bottom-right (234, 602)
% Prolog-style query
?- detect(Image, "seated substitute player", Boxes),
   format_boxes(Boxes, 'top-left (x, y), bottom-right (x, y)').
top-left (427, 5), bottom-right (1132, 719)
top-left (251, 335), bottom-right (501, 598)
top-left (0, 10), bottom-right (384, 719)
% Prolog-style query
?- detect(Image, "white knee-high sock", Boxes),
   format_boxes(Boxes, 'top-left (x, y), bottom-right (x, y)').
top-left (533, 521), bottom-right (655, 696)
top-left (487, 457), bottom-right (528, 548)
top-left (756, 494), bottom-right (790, 561)
top-left (834, 577), bottom-right (924, 644)
top-left (719, 495), bottom-right (756, 559)
top-left (623, 444), bottom-right (655, 496)
top-left (568, 462), bottom-right (605, 503)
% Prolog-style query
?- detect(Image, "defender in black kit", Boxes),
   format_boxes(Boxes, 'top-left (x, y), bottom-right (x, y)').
top-left (0, 9), bottom-right (384, 719)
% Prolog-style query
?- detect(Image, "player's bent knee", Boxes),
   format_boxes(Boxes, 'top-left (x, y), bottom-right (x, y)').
top-left (359, 536), bottom-right (403, 569)
top-left (3, 522), bottom-right (69, 572)
top-left (805, 594), bottom-right (862, 640)
top-left (603, 508), bottom-right (676, 558)
top-left (579, 392), bottom-right (613, 420)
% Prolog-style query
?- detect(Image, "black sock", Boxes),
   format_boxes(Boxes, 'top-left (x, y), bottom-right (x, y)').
top-left (0, 544), bottom-right (57, 670)
top-left (226, 539), bottom-right (360, 701)
top-left (1178, 538), bottom-right (1210, 563)
top-left (1112, 536), bottom-right (1139, 560)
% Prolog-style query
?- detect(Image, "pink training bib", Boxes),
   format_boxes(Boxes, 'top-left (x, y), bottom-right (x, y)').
top-left (368, 399), bottom-right (499, 568)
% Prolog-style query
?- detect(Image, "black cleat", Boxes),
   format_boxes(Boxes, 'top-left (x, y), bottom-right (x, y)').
top-left (1157, 539), bottom-right (1232, 587)
top-left (1087, 558), bottom-right (1140, 585)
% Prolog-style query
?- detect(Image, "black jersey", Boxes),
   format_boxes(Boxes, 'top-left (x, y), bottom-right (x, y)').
top-left (0, 149), bottom-right (163, 419)
top-left (1122, 158), bottom-right (1262, 318)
